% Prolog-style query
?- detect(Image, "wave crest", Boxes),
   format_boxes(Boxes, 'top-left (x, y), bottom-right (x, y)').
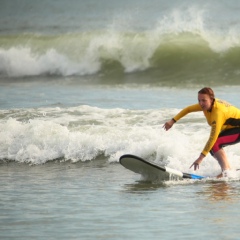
top-left (1, 7), bottom-right (240, 80)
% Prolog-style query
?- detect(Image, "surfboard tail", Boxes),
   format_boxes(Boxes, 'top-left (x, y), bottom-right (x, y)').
top-left (165, 167), bottom-right (205, 180)
top-left (182, 172), bottom-right (205, 179)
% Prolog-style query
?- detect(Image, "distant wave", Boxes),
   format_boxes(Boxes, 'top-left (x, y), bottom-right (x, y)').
top-left (1, 32), bottom-right (240, 78)
top-left (1, 6), bottom-right (240, 85)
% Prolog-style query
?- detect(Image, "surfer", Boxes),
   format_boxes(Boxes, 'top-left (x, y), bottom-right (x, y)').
top-left (163, 87), bottom-right (240, 178)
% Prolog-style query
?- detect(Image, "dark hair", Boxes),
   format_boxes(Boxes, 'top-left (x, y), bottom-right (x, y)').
top-left (198, 87), bottom-right (215, 100)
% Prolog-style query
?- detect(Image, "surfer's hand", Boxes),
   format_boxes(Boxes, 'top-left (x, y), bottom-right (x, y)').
top-left (190, 161), bottom-right (200, 171)
top-left (190, 154), bottom-right (205, 170)
top-left (163, 119), bottom-right (175, 131)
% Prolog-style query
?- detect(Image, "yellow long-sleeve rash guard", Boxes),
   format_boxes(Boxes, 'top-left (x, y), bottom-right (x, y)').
top-left (172, 98), bottom-right (240, 156)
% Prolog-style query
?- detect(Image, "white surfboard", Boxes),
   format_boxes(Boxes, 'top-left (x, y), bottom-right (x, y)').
top-left (120, 154), bottom-right (205, 181)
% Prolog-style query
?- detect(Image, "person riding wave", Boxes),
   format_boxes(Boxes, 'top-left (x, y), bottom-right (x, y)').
top-left (163, 87), bottom-right (240, 178)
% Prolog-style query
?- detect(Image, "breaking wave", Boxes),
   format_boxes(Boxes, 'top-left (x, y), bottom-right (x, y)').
top-left (0, 7), bottom-right (240, 79)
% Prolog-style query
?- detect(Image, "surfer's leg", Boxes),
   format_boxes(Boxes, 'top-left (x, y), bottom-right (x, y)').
top-left (213, 149), bottom-right (231, 178)
top-left (214, 148), bottom-right (231, 171)
top-left (210, 128), bottom-right (240, 176)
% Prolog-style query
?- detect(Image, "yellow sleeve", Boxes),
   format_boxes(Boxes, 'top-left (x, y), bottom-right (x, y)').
top-left (201, 111), bottom-right (225, 156)
top-left (173, 104), bottom-right (202, 122)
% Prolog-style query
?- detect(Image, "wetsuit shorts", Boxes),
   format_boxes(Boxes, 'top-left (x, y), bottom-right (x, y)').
top-left (210, 127), bottom-right (240, 155)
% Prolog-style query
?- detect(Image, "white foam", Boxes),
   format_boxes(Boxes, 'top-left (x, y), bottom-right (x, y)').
top-left (1, 105), bottom-right (239, 179)
top-left (154, 6), bottom-right (240, 53)
top-left (0, 47), bottom-right (100, 77)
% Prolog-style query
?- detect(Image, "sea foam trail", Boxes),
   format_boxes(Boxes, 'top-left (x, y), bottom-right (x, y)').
top-left (0, 8), bottom-right (240, 78)
top-left (1, 105), bottom-right (240, 178)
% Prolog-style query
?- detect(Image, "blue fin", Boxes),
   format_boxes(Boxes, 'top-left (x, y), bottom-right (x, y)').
top-left (190, 173), bottom-right (205, 179)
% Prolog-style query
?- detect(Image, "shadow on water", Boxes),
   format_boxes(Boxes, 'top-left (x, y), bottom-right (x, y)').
top-left (122, 180), bottom-right (168, 194)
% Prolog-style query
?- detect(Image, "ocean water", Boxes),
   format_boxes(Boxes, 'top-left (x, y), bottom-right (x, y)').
top-left (1, 0), bottom-right (240, 239)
